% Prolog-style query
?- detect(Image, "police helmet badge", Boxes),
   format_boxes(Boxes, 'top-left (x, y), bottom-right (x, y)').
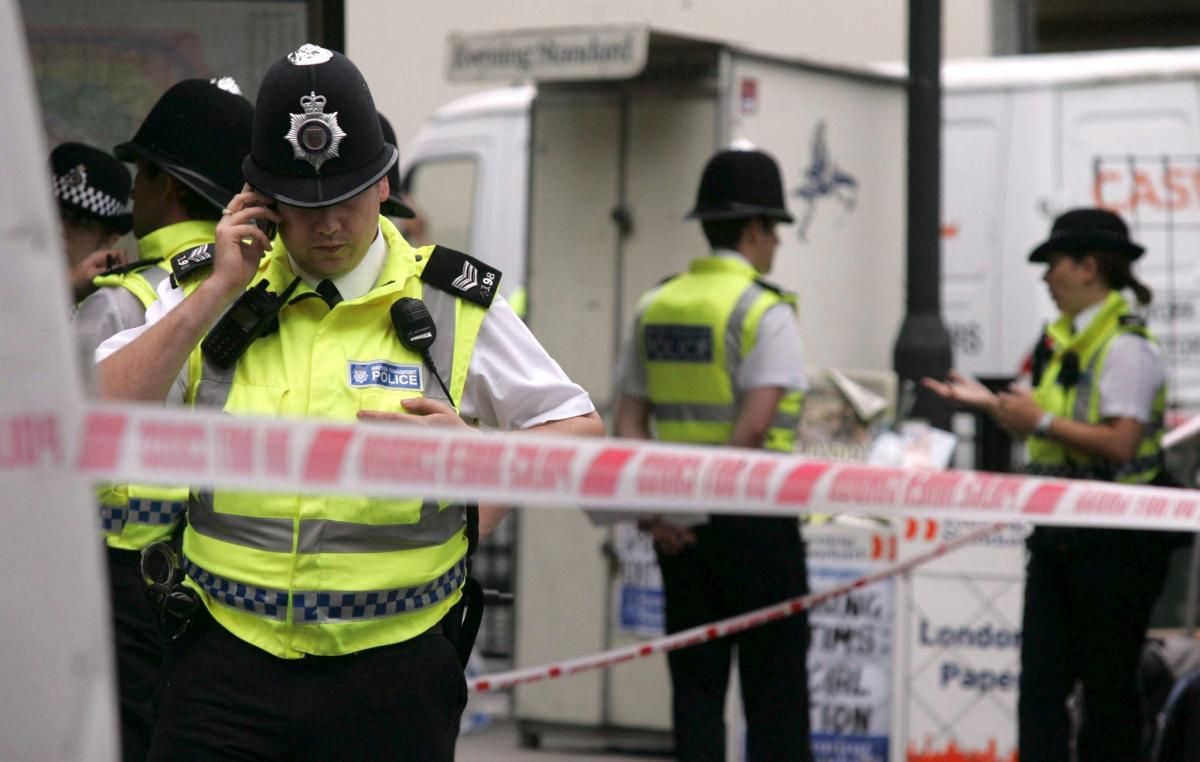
top-left (66, 164), bottom-right (87, 190)
top-left (287, 44), bottom-right (334, 66)
top-left (285, 92), bottom-right (346, 173)
top-left (210, 76), bottom-right (243, 95)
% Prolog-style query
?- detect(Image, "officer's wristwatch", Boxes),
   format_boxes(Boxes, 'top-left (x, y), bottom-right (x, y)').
top-left (1034, 411), bottom-right (1055, 438)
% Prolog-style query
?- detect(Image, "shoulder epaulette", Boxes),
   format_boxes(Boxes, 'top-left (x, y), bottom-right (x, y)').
top-left (1118, 313), bottom-right (1146, 329)
top-left (755, 278), bottom-right (796, 300)
top-left (419, 245), bottom-right (501, 308)
top-left (99, 257), bottom-right (164, 278)
top-left (169, 243), bottom-right (215, 288)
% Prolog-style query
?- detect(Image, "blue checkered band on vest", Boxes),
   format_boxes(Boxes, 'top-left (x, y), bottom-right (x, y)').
top-left (100, 498), bottom-right (186, 532)
top-left (184, 557), bottom-right (468, 623)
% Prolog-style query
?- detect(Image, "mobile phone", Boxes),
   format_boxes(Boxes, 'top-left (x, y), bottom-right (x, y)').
top-left (253, 203), bottom-right (278, 240)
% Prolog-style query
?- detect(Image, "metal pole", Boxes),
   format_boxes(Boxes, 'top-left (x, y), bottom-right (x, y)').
top-left (893, 0), bottom-right (953, 429)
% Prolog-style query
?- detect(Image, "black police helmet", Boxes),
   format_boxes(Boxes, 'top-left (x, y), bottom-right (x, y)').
top-left (50, 142), bottom-right (133, 235)
top-left (1028, 207), bottom-right (1145, 263)
top-left (686, 148), bottom-right (794, 224)
top-left (243, 44), bottom-right (397, 208)
top-left (377, 113), bottom-right (415, 219)
top-left (114, 78), bottom-right (254, 211)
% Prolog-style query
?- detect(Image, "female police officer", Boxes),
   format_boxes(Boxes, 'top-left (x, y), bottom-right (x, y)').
top-left (924, 208), bottom-right (1171, 762)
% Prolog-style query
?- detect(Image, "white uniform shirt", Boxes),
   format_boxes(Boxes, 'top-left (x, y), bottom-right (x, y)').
top-left (97, 229), bottom-right (595, 430)
top-left (616, 250), bottom-right (808, 398)
top-left (1072, 299), bottom-right (1165, 424)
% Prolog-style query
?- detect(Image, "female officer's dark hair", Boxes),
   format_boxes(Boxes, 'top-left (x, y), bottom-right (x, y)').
top-left (1084, 249), bottom-right (1153, 306)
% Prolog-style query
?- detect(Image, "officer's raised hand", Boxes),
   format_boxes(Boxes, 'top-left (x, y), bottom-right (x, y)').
top-left (212, 183), bottom-right (278, 293)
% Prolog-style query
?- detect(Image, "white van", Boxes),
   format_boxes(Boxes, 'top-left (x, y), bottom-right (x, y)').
top-left (940, 48), bottom-right (1200, 407)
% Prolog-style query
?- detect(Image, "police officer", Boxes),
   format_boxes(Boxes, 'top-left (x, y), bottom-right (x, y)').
top-left (96, 45), bottom-right (601, 761)
top-left (376, 112), bottom-right (422, 238)
top-left (50, 143), bottom-right (132, 304)
top-left (615, 148), bottom-right (812, 762)
top-left (76, 78), bottom-right (253, 352)
top-left (69, 78), bottom-right (252, 762)
top-left (925, 208), bottom-right (1171, 761)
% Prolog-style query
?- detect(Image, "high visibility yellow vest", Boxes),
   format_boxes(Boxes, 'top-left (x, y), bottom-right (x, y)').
top-left (637, 255), bottom-right (803, 453)
top-left (93, 221), bottom-right (217, 550)
top-left (181, 217), bottom-right (488, 658)
top-left (1026, 290), bottom-right (1165, 484)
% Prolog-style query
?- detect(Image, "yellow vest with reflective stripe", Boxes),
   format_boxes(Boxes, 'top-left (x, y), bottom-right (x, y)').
top-left (638, 255), bottom-right (803, 453)
top-left (1027, 290), bottom-right (1165, 484)
top-left (182, 217), bottom-right (486, 658)
top-left (93, 221), bottom-right (216, 550)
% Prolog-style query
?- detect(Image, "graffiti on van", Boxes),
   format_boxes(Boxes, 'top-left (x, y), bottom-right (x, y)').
top-left (794, 121), bottom-right (859, 240)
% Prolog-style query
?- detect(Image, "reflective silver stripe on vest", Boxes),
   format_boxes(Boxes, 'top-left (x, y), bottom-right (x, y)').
top-left (771, 412), bottom-right (801, 431)
top-left (651, 401), bottom-right (735, 424)
top-left (421, 285), bottom-right (458, 407)
top-left (725, 282), bottom-right (766, 375)
top-left (100, 498), bottom-right (186, 532)
top-left (195, 352), bottom-right (236, 409)
top-left (184, 556), bottom-right (467, 623)
top-left (140, 266), bottom-right (170, 291)
top-left (189, 492), bottom-right (466, 553)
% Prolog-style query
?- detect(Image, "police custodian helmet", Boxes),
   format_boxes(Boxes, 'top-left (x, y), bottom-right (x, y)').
top-left (1027, 207), bottom-right (1145, 263)
top-left (243, 44), bottom-right (397, 208)
top-left (114, 78), bottom-right (254, 211)
top-left (686, 148), bottom-right (795, 224)
top-left (377, 113), bottom-right (415, 219)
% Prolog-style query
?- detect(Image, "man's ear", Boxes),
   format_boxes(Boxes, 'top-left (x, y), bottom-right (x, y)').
top-left (1080, 253), bottom-right (1101, 283)
top-left (378, 176), bottom-right (390, 202)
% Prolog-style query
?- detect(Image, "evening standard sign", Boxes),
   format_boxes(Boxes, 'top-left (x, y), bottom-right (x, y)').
top-left (448, 26), bottom-right (649, 82)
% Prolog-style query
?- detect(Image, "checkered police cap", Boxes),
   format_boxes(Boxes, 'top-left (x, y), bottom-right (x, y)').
top-left (50, 142), bottom-right (133, 234)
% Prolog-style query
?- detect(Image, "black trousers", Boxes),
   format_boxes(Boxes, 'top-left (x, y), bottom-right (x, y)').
top-left (1018, 527), bottom-right (1170, 762)
top-left (148, 605), bottom-right (468, 761)
top-left (107, 546), bottom-right (167, 762)
top-left (655, 516), bottom-right (813, 762)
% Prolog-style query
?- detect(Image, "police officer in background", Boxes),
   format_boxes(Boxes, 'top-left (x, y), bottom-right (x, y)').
top-left (376, 112), bottom-right (426, 242)
top-left (925, 208), bottom-right (1171, 761)
top-left (96, 45), bottom-right (601, 760)
top-left (76, 78), bottom-right (254, 351)
top-left (50, 143), bottom-right (133, 304)
top-left (71, 77), bottom-right (252, 762)
top-left (615, 149), bottom-right (812, 761)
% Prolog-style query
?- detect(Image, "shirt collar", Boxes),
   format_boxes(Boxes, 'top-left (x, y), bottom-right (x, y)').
top-left (1072, 300), bottom-right (1105, 336)
top-left (286, 226), bottom-right (386, 302)
top-left (712, 248), bottom-right (752, 267)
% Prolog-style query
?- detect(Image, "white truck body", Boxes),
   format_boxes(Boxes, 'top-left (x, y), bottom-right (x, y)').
top-left (938, 48), bottom-right (1200, 406)
top-left (401, 24), bottom-right (910, 746)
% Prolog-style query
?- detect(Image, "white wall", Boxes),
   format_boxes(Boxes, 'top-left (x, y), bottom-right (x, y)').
top-left (347, 0), bottom-right (993, 152)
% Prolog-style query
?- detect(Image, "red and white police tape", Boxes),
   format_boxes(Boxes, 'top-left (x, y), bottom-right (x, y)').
top-left (468, 521), bottom-right (1005, 693)
top-left (2, 402), bottom-right (1199, 531)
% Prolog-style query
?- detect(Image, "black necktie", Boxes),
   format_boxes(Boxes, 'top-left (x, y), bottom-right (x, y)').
top-left (316, 279), bottom-right (343, 309)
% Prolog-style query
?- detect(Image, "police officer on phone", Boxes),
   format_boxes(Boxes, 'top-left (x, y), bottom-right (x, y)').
top-left (70, 77), bottom-right (252, 762)
top-left (96, 45), bottom-right (601, 761)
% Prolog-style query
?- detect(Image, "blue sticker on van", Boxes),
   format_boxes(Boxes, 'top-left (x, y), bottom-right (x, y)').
top-left (347, 360), bottom-right (423, 391)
